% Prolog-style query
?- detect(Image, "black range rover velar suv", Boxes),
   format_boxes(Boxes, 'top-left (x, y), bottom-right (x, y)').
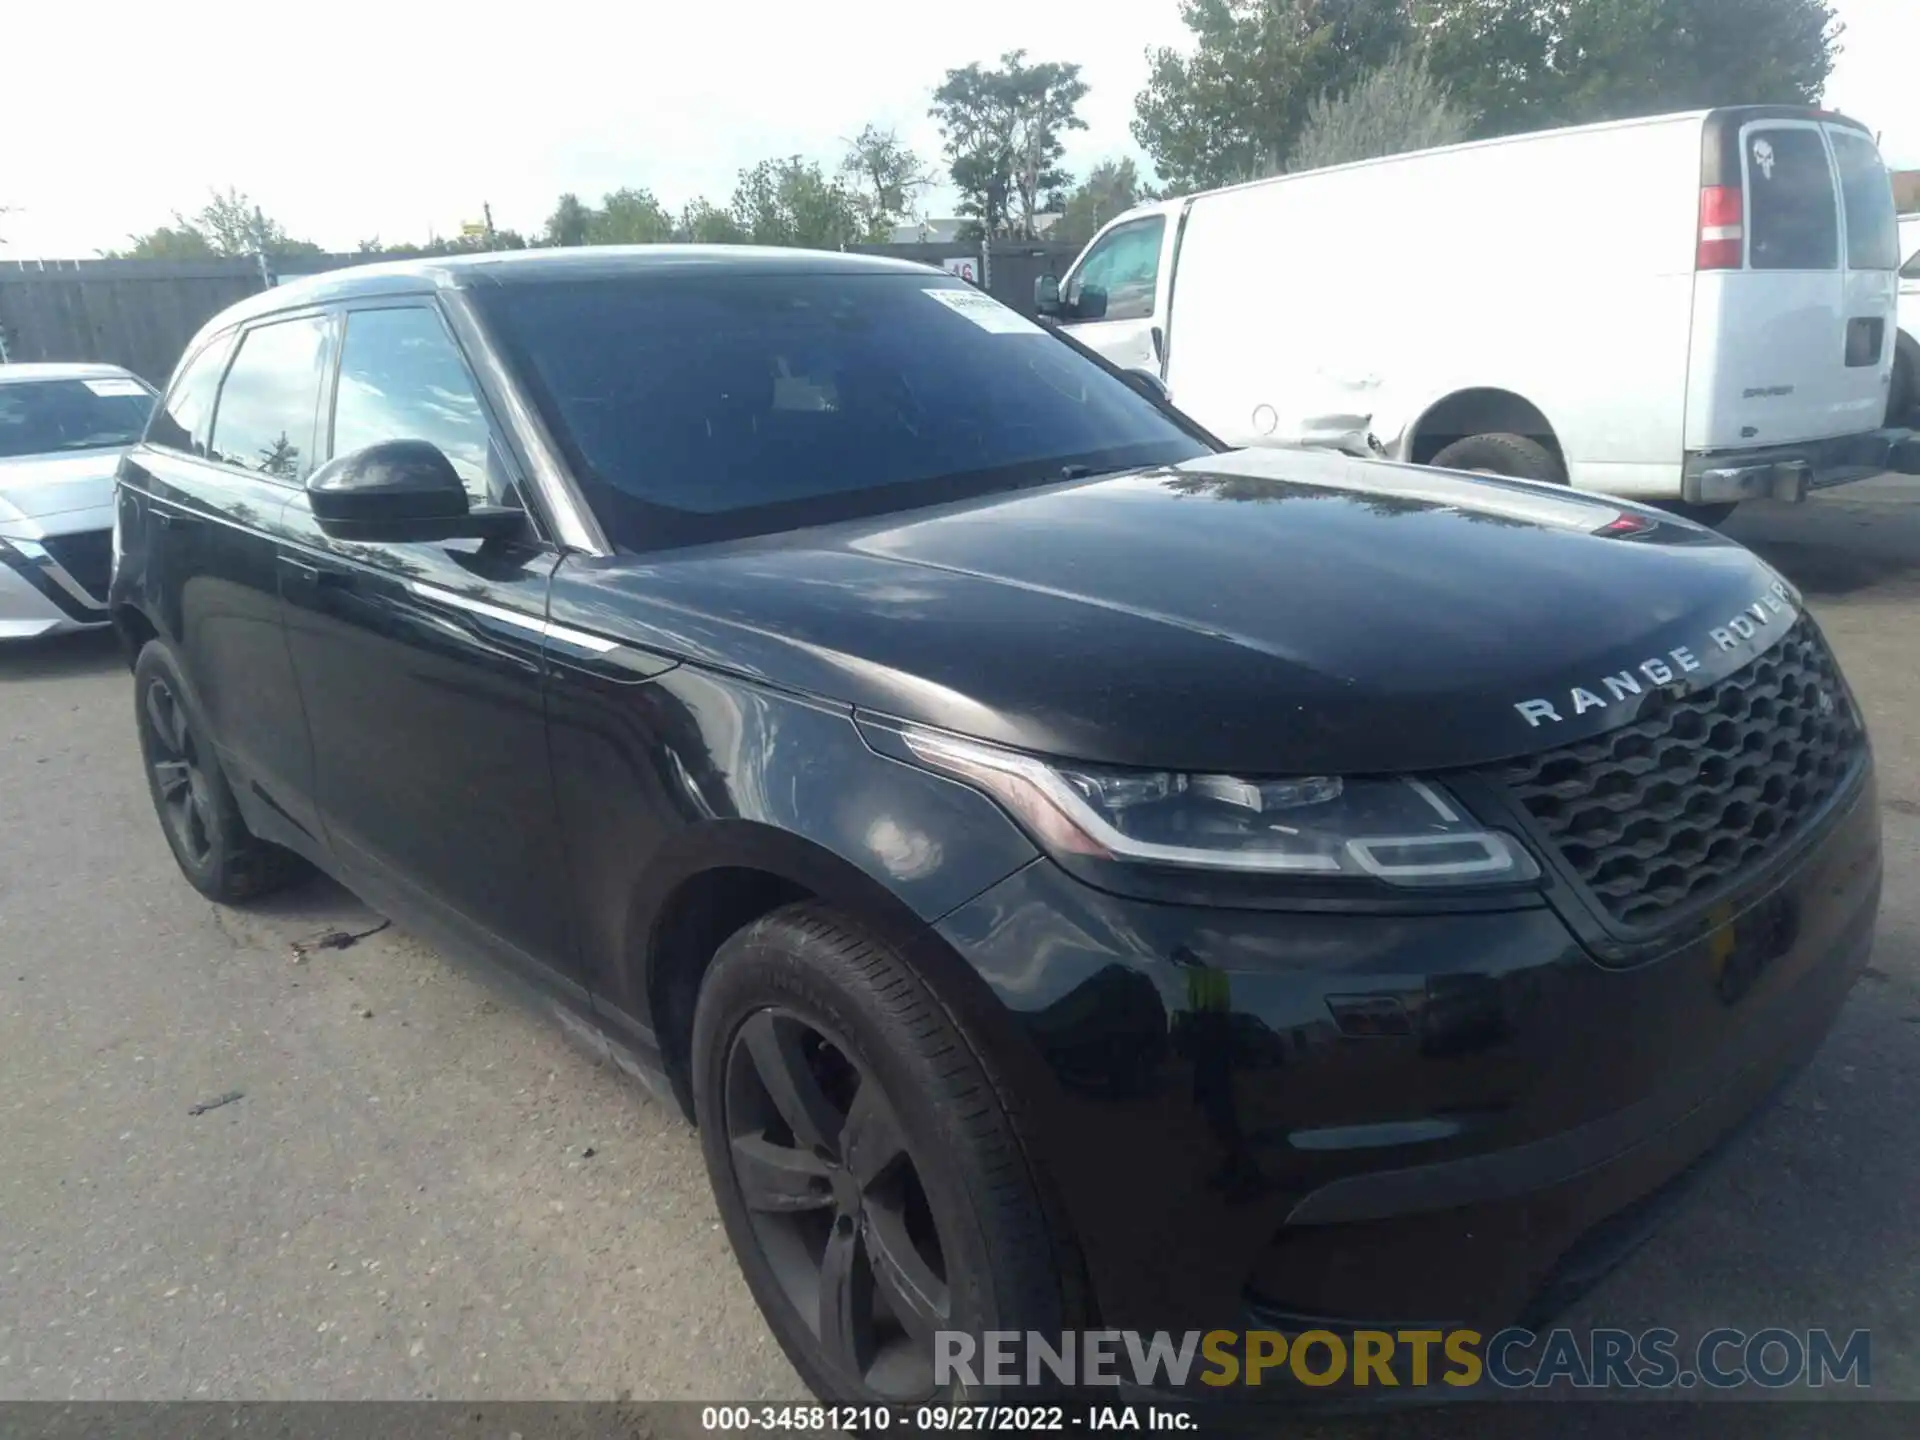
top-left (110, 249), bottom-right (1881, 1405)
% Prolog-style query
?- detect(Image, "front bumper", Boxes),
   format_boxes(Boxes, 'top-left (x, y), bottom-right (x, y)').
top-left (0, 533), bottom-right (111, 638)
top-left (936, 767), bottom-right (1881, 1334)
top-left (1684, 426), bottom-right (1920, 504)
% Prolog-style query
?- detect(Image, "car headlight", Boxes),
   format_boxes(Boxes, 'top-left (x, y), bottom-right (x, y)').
top-left (903, 729), bottom-right (1538, 887)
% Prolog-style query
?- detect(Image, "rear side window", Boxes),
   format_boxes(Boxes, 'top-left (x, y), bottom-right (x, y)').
top-left (208, 315), bottom-right (329, 482)
top-left (147, 335), bottom-right (232, 455)
top-left (1828, 128), bottom-right (1899, 270)
top-left (1745, 127), bottom-right (1838, 271)
top-left (1067, 216), bottom-right (1165, 322)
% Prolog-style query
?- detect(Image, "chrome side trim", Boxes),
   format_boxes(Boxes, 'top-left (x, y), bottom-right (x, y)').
top-left (406, 581), bottom-right (619, 653)
top-left (5, 538), bottom-right (108, 612)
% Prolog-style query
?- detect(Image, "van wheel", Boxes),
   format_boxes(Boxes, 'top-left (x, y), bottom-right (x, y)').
top-left (1890, 332), bottom-right (1918, 427)
top-left (1661, 502), bottom-right (1739, 528)
top-left (692, 903), bottom-right (1065, 1405)
top-left (133, 641), bottom-right (308, 903)
top-left (1429, 433), bottom-right (1566, 484)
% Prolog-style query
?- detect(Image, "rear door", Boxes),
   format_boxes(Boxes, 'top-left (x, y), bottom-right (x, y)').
top-left (1686, 115), bottom-right (1895, 450)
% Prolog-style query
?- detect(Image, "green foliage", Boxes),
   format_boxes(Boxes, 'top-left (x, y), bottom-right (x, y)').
top-left (840, 125), bottom-right (936, 241)
top-left (117, 187), bottom-right (321, 259)
top-left (543, 193), bottom-right (594, 248)
top-left (1054, 159), bottom-right (1151, 247)
top-left (679, 198), bottom-right (750, 244)
top-left (1133, 0), bottom-right (1411, 191)
top-left (117, 225), bottom-right (219, 260)
top-left (356, 229), bottom-right (530, 257)
top-left (1417, 0), bottom-right (1843, 139)
top-left (1288, 47), bottom-right (1475, 172)
top-left (932, 50), bottom-right (1090, 240)
top-left (730, 158), bottom-right (864, 249)
top-left (587, 187), bottom-right (678, 245)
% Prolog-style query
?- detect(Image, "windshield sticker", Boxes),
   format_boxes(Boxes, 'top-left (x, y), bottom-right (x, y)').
top-left (1752, 138), bottom-right (1775, 180)
top-left (923, 286), bottom-right (1044, 335)
top-left (83, 378), bottom-right (148, 398)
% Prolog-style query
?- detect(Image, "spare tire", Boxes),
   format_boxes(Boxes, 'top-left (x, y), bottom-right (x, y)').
top-left (1430, 432), bottom-right (1566, 484)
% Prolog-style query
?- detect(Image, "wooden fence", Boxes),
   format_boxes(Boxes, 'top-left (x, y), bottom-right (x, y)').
top-left (0, 241), bottom-right (1084, 385)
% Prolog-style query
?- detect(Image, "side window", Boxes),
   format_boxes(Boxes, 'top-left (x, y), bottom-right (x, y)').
top-left (147, 334), bottom-right (233, 455)
top-left (1828, 128), bottom-right (1899, 271)
top-left (331, 306), bottom-right (497, 506)
top-left (1745, 127), bottom-right (1839, 271)
top-left (1067, 217), bottom-right (1166, 322)
top-left (1903, 248), bottom-right (1920, 281)
top-left (208, 316), bottom-right (329, 482)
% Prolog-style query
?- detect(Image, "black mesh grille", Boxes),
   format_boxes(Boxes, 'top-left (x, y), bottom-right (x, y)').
top-left (38, 529), bottom-right (112, 604)
top-left (1500, 620), bottom-right (1864, 928)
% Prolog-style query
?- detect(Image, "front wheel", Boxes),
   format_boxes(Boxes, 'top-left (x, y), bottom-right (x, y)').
top-left (693, 904), bottom-right (1066, 1405)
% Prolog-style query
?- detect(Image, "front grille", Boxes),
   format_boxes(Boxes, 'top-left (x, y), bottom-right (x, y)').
top-left (38, 529), bottom-right (112, 604)
top-left (1500, 619), bottom-right (1864, 928)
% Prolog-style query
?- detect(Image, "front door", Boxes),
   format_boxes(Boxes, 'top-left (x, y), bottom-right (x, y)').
top-left (1058, 213), bottom-right (1169, 374)
top-left (276, 302), bottom-right (580, 1000)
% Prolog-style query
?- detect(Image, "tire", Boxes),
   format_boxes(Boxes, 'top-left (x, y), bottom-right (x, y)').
top-left (693, 902), bottom-right (1066, 1405)
top-left (1890, 332), bottom-right (1918, 428)
top-left (1430, 432), bottom-right (1567, 484)
top-left (1660, 501), bottom-right (1739, 528)
top-left (133, 640), bottom-right (307, 903)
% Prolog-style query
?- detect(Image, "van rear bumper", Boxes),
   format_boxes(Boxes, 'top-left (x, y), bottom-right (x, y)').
top-left (1684, 427), bottom-right (1920, 503)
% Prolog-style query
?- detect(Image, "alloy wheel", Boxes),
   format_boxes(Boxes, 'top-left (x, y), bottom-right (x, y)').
top-left (144, 677), bottom-right (216, 867)
top-left (723, 1007), bottom-right (954, 1400)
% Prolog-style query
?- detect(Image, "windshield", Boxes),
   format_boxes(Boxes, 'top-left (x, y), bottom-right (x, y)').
top-left (0, 376), bottom-right (156, 460)
top-left (477, 271), bottom-right (1211, 549)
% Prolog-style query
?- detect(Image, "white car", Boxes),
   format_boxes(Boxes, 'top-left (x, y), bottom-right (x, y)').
top-left (1, 363), bottom-right (157, 638)
top-left (1895, 213), bottom-right (1919, 423)
top-left (1044, 105), bottom-right (1914, 522)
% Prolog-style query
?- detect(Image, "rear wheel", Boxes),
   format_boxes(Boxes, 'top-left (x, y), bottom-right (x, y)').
top-left (1429, 432), bottom-right (1566, 484)
top-left (1890, 332), bottom-right (1918, 427)
top-left (133, 641), bottom-right (307, 903)
top-left (693, 903), bottom-right (1066, 1405)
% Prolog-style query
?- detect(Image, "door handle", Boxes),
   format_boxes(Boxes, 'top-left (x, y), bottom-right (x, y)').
top-left (277, 554), bottom-right (342, 588)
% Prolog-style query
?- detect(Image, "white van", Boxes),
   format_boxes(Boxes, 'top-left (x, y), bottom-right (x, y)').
top-left (1044, 106), bottom-right (1918, 520)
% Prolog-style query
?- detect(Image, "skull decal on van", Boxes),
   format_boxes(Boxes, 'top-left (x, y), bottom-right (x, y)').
top-left (1752, 138), bottom-right (1776, 180)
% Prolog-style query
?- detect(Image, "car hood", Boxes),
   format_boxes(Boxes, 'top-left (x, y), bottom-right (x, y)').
top-left (552, 447), bottom-right (1806, 775)
top-left (0, 450), bottom-right (123, 522)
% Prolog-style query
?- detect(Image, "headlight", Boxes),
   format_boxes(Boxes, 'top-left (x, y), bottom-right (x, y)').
top-left (903, 729), bottom-right (1538, 887)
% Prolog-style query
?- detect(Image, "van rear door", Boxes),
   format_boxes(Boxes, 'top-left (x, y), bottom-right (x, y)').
top-left (1685, 112), bottom-right (1897, 451)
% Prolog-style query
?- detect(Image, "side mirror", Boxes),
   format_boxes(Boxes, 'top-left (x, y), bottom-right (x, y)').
top-left (306, 439), bottom-right (520, 543)
top-left (1122, 368), bottom-right (1172, 406)
top-left (1076, 284), bottom-right (1109, 321)
top-left (1035, 274), bottom-right (1063, 316)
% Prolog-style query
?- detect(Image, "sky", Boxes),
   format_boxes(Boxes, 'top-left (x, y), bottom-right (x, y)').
top-left (3, 0), bottom-right (1914, 259)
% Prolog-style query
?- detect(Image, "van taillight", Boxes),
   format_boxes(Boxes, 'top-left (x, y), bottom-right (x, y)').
top-left (1697, 186), bottom-right (1744, 270)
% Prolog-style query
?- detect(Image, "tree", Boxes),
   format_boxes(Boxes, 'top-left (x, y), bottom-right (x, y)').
top-left (679, 197), bottom-right (749, 244)
top-left (1419, 0), bottom-right (1843, 139)
top-left (118, 188), bottom-right (321, 259)
top-left (117, 225), bottom-right (218, 259)
top-left (357, 229), bottom-right (530, 257)
top-left (587, 187), bottom-right (677, 245)
top-left (1053, 159), bottom-right (1150, 247)
top-left (1133, 0), bottom-right (1411, 191)
top-left (544, 192), bottom-right (594, 248)
top-left (931, 51), bottom-right (1090, 241)
top-left (1288, 47), bottom-right (1474, 171)
top-left (839, 124), bottom-right (936, 241)
top-left (730, 158), bottom-right (863, 249)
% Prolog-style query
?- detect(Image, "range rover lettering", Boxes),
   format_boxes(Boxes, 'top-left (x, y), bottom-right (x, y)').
top-left (110, 249), bottom-right (1881, 1406)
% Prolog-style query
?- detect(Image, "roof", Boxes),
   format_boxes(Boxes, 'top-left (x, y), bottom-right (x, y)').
top-left (201, 245), bottom-right (941, 341)
top-left (0, 361), bottom-right (147, 386)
